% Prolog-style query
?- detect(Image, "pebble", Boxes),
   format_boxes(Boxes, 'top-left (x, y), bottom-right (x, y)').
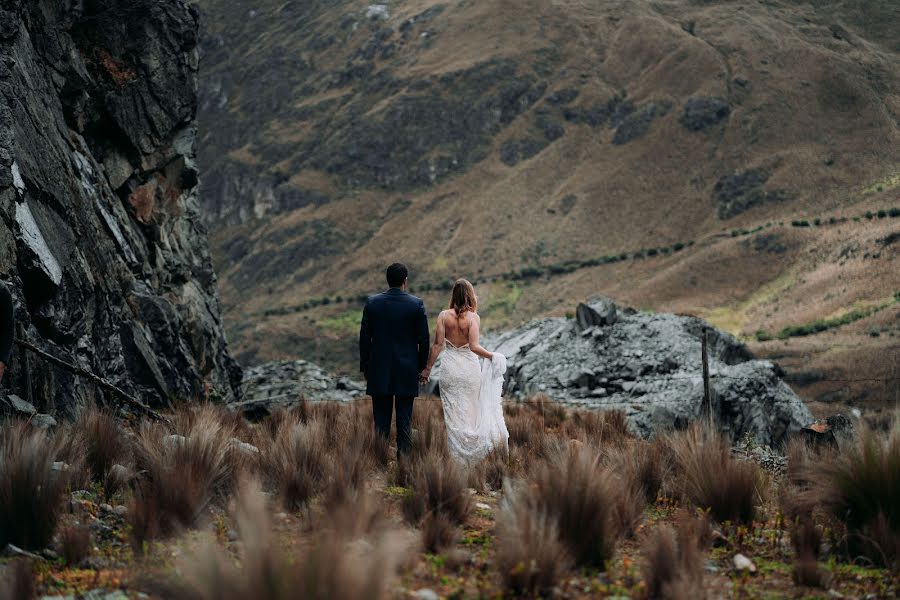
top-left (732, 553), bottom-right (757, 574)
top-left (113, 505), bottom-right (128, 516)
top-left (827, 590), bottom-right (843, 599)
top-left (227, 529), bottom-right (239, 542)
top-left (475, 502), bottom-right (491, 511)
top-left (412, 589), bottom-right (439, 600)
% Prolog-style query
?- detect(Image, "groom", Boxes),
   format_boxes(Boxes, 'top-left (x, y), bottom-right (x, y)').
top-left (359, 263), bottom-right (430, 458)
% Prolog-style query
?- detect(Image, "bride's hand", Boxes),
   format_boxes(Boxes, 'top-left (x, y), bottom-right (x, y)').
top-left (419, 368), bottom-right (431, 384)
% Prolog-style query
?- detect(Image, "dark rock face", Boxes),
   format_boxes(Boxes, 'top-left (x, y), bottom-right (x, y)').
top-left (714, 168), bottom-right (791, 219)
top-left (484, 298), bottom-right (812, 446)
top-left (0, 0), bottom-right (241, 414)
top-left (612, 103), bottom-right (661, 145)
top-left (680, 96), bottom-right (730, 131)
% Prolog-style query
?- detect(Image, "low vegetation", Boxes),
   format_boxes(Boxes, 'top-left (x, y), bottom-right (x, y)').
top-left (1, 398), bottom-right (898, 597)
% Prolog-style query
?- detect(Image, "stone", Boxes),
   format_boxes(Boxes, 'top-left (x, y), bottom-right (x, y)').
top-left (163, 434), bottom-right (187, 449)
top-left (109, 464), bottom-right (130, 483)
top-left (485, 297), bottom-right (813, 446)
top-left (4, 394), bottom-right (36, 415)
top-left (732, 553), bottom-right (757, 574)
top-left (680, 96), bottom-right (730, 131)
top-left (413, 590), bottom-right (440, 600)
top-left (475, 502), bottom-right (491, 510)
top-left (229, 438), bottom-right (260, 455)
top-left (31, 414), bottom-right (57, 429)
top-left (575, 296), bottom-right (617, 331)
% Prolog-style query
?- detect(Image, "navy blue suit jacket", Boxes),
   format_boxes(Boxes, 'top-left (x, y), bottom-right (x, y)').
top-left (359, 288), bottom-right (430, 397)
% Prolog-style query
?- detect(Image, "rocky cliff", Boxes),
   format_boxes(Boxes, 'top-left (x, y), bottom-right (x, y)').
top-left (0, 0), bottom-right (241, 414)
top-left (484, 297), bottom-right (813, 445)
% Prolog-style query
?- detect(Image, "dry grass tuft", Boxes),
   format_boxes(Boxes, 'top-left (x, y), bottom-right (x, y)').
top-left (534, 444), bottom-right (639, 567)
top-left (805, 425), bottom-right (900, 569)
top-left (155, 479), bottom-right (408, 600)
top-left (260, 416), bottom-right (328, 511)
top-left (0, 422), bottom-right (69, 549)
top-left (606, 437), bottom-right (669, 504)
top-left (791, 518), bottom-right (831, 588)
top-left (127, 409), bottom-right (234, 549)
top-left (0, 558), bottom-right (35, 600)
top-left (665, 423), bottom-right (765, 524)
top-left (75, 405), bottom-right (131, 500)
top-left (641, 511), bottom-right (710, 600)
top-left (496, 481), bottom-right (572, 596)
top-left (422, 511), bottom-right (458, 553)
top-left (57, 521), bottom-right (92, 566)
top-left (401, 451), bottom-right (471, 530)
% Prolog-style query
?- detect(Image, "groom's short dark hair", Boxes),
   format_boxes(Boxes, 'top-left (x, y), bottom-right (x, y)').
top-left (386, 263), bottom-right (408, 287)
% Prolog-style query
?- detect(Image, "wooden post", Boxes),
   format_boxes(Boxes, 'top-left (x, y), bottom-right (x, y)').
top-left (701, 328), bottom-right (711, 423)
top-left (16, 322), bottom-right (32, 407)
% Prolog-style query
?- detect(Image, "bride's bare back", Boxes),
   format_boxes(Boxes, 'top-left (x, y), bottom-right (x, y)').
top-left (441, 310), bottom-right (473, 347)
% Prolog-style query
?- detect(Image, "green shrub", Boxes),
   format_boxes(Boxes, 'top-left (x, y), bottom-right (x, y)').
top-left (877, 209), bottom-right (887, 219)
top-left (813, 218), bottom-right (821, 226)
top-left (673, 242), bottom-right (685, 252)
top-left (865, 211), bottom-right (874, 219)
top-left (889, 207), bottom-right (900, 217)
top-left (755, 329), bottom-right (773, 342)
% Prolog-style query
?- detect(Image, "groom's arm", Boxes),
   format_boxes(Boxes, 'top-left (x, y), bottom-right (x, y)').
top-left (416, 299), bottom-right (429, 372)
top-left (359, 299), bottom-right (372, 377)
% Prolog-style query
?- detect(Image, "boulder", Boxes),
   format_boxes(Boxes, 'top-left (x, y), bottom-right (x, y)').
top-left (485, 298), bottom-right (813, 446)
top-left (3, 393), bottom-right (36, 416)
top-left (30, 413), bottom-right (57, 429)
top-left (575, 296), bottom-right (617, 331)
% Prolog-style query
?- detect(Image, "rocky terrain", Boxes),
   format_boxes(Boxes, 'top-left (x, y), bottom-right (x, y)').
top-left (232, 359), bottom-right (364, 419)
top-left (486, 296), bottom-right (813, 445)
top-left (192, 0), bottom-right (900, 413)
top-left (0, 0), bottom-right (241, 414)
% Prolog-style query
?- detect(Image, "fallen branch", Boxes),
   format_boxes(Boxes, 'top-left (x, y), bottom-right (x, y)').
top-left (13, 338), bottom-right (170, 424)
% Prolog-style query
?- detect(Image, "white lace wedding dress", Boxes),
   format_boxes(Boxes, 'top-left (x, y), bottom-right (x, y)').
top-left (439, 340), bottom-right (509, 464)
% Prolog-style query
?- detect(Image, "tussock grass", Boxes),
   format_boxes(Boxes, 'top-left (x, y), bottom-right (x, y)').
top-left (57, 521), bottom-right (91, 566)
top-left (666, 423), bottom-right (766, 524)
top-left (496, 481), bottom-right (572, 596)
top-left (791, 518), bottom-right (831, 588)
top-left (155, 479), bottom-right (409, 600)
top-left (74, 405), bottom-right (131, 500)
top-left (534, 444), bottom-right (640, 567)
top-left (806, 425), bottom-right (900, 569)
top-left (128, 407), bottom-right (235, 549)
top-left (0, 422), bottom-right (69, 549)
top-left (259, 415), bottom-right (328, 511)
top-left (401, 451), bottom-right (472, 530)
top-left (641, 511), bottom-right (710, 600)
top-left (0, 559), bottom-right (35, 600)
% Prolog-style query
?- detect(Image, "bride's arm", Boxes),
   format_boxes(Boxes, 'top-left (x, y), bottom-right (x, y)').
top-left (422, 313), bottom-right (446, 379)
top-left (467, 314), bottom-right (494, 360)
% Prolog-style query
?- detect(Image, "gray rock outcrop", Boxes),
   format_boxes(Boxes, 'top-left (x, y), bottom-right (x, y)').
top-left (0, 0), bottom-right (241, 414)
top-left (487, 296), bottom-right (812, 446)
top-left (229, 359), bottom-right (364, 419)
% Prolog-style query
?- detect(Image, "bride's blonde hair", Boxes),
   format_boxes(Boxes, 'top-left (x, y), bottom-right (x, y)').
top-left (449, 279), bottom-right (477, 318)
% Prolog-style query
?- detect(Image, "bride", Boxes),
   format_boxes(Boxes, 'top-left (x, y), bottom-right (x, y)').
top-left (420, 279), bottom-right (509, 463)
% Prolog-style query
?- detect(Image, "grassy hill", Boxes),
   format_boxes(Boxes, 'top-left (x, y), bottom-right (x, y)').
top-left (192, 0), bottom-right (900, 413)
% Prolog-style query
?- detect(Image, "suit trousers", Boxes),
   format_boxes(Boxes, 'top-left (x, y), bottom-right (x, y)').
top-left (372, 394), bottom-right (414, 457)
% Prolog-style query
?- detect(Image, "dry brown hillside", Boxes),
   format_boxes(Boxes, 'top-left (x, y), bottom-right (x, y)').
top-left (193, 0), bottom-right (900, 413)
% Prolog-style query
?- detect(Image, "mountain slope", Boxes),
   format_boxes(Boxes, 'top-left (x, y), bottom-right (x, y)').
top-left (193, 0), bottom-right (900, 411)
